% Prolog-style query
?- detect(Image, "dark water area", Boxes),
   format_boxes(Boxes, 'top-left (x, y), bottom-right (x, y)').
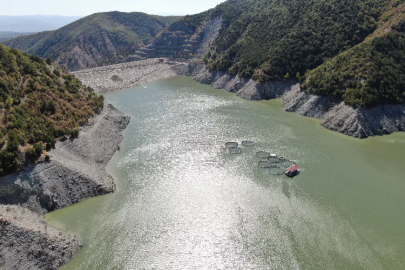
top-left (47, 76), bottom-right (405, 269)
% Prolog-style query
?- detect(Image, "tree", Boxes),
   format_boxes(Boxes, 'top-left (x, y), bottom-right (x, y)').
top-left (6, 131), bottom-right (19, 153)
top-left (5, 96), bottom-right (13, 110)
top-left (33, 143), bottom-right (43, 156)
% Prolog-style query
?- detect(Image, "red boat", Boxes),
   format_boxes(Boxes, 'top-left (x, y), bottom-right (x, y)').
top-left (285, 164), bottom-right (300, 177)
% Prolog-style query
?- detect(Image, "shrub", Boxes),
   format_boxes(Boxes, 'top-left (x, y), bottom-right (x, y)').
top-left (6, 131), bottom-right (20, 153)
top-left (53, 69), bottom-right (60, 77)
top-left (26, 147), bottom-right (38, 161)
top-left (0, 151), bottom-right (19, 173)
top-left (69, 128), bottom-right (80, 138)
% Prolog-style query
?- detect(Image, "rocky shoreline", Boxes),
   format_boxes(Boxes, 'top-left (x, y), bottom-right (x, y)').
top-left (192, 64), bottom-right (405, 138)
top-left (0, 102), bottom-right (130, 269)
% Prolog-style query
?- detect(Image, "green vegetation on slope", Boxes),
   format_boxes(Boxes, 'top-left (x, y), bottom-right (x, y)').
top-left (3, 12), bottom-right (182, 71)
top-left (301, 3), bottom-right (405, 108)
top-left (301, 32), bottom-right (405, 108)
top-left (0, 44), bottom-right (104, 175)
top-left (201, 0), bottom-right (395, 80)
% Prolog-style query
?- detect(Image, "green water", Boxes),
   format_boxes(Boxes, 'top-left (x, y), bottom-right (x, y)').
top-left (46, 76), bottom-right (405, 269)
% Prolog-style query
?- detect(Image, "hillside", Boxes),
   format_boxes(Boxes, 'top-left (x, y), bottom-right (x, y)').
top-left (0, 44), bottom-right (104, 175)
top-left (3, 12), bottom-right (182, 71)
top-left (137, 0), bottom-right (404, 108)
top-left (203, 0), bottom-right (395, 78)
top-left (301, 3), bottom-right (405, 108)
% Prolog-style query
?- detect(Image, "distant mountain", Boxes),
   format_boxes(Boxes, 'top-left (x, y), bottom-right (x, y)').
top-left (3, 12), bottom-right (182, 71)
top-left (0, 31), bottom-right (35, 42)
top-left (0, 15), bottom-right (83, 32)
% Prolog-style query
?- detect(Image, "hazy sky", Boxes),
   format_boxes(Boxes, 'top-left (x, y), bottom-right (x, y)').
top-left (0, 0), bottom-right (226, 16)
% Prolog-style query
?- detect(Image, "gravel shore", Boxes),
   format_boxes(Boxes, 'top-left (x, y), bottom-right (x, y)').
top-left (73, 58), bottom-right (190, 93)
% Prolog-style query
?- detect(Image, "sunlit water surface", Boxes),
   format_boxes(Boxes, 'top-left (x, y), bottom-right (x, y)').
top-left (46, 76), bottom-right (405, 269)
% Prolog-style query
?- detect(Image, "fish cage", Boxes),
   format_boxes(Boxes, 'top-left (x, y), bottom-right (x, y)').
top-left (241, 141), bottom-right (254, 147)
top-left (225, 142), bottom-right (239, 148)
top-left (256, 151), bottom-right (270, 158)
top-left (268, 156), bottom-right (281, 163)
top-left (281, 160), bottom-right (295, 168)
top-left (229, 147), bottom-right (242, 154)
top-left (269, 167), bottom-right (285, 175)
top-left (258, 161), bottom-right (273, 168)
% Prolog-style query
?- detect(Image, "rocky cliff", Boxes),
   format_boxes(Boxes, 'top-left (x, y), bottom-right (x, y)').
top-left (132, 17), bottom-right (221, 60)
top-left (3, 12), bottom-right (181, 71)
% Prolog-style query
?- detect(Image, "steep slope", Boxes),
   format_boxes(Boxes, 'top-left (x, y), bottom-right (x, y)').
top-left (0, 44), bottom-right (104, 175)
top-left (3, 12), bottom-right (182, 71)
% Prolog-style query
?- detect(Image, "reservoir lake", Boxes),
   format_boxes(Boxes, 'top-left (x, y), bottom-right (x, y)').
top-left (46, 76), bottom-right (405, 269)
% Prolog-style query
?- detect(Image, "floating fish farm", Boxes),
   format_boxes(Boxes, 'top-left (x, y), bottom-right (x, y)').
top-left (224, 141), bottom-right (300, 177)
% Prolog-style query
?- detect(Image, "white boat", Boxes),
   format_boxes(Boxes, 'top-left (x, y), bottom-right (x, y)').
top-left (143, 86), bottom-right (147, 89)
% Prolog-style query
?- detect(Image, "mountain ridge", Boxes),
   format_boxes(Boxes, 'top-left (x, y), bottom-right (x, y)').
top-left (2, 12), bottom-right (182, 71)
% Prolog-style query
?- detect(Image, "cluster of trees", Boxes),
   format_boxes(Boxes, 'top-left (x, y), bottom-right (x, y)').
top-left (301, 31), bottom-right (405, 108)
top-left (0, 44), bottom-right (104, 175)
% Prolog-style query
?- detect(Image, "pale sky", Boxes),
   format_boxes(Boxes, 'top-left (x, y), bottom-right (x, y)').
top-left (0, 0), bottom-right (226, 16)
